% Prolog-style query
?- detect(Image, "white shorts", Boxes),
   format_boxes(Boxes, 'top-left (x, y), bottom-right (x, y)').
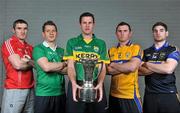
top-left (1, 88), bottom-right (34, 113)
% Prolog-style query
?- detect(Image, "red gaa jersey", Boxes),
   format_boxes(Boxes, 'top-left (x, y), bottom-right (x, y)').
top-left (1, 35), bottom-right (34, 89)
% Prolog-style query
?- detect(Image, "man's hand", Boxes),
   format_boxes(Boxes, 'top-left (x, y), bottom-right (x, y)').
top-left (94, 83), bottom-right (103, 102)
top-left (21, 55), bottom-right (31, 63)
top-left (72, 82), bottom-right (82, 102)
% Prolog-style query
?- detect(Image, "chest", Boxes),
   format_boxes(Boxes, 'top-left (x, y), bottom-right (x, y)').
top-left (144, 50), bottom-right (168, 62)
top-left (45, 49), bottom-right (63, 62)
top-left (72, 41), bottom-right (101, 59)
top-left (110, 47), bottom-right (134, 61)
top-left (15, 45), bottom-right (32, 57)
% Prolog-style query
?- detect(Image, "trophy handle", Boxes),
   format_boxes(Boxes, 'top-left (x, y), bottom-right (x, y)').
top-left (96, 61), bottom-right (104, 78)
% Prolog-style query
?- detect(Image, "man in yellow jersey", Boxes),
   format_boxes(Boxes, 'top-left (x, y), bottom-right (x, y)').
top-left (107, 22), bottom-right (142, 113)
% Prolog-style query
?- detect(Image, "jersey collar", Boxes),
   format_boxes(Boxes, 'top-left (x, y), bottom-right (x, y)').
top-left (43, 41), bottom-right (57, 51)
top-left (11, 35), bottom-right (27, 45)
top-left (152, 41), bottom-right (169, 51)
top-left (79, 33), bottom-right (96, 39)
top-left (117, 40), bottom-right (132, 48)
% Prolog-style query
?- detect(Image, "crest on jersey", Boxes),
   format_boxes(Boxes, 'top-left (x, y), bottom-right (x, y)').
top-left (125, 52), bottom-right (130, 58)
top-left (94, 46), bottom-right (99, 52)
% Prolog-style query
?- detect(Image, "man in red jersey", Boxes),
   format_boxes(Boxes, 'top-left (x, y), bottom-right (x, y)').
top-left (1, 19), bottom-right (34, 113)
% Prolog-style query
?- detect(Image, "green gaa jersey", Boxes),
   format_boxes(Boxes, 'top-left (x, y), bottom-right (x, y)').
top-left (33, 42), bottom-right (65, 96)
top-left (64, 34), bottom-right (109, 81)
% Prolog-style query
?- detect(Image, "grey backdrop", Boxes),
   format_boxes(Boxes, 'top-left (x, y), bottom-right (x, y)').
top-left (0, 0), bottom-right (180, 106)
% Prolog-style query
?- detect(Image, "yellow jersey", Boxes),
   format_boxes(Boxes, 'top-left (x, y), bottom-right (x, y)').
top-left (109, 42), bottom-right (142, 99)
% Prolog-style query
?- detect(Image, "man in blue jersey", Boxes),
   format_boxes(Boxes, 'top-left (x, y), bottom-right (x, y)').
top-left (139, 22), bottom-right (180, 113)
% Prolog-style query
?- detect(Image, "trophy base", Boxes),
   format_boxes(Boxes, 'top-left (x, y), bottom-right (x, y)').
top-left (79, 88), bottom-right (96, 103)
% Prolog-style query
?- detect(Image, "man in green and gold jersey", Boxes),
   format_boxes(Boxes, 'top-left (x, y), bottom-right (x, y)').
top-left (64, 12), bottom-right (109, 113)
top-left (33, 21), bottom-right (67, 113)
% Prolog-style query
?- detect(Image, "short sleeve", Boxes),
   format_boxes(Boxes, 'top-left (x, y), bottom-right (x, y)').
top-left (168, 47), bottom-right (180, 62)
top-left (132, 44), bottom-right (142, 60)
top-left (1, 40), bottom-right (17, 58)
top-left (99, 41), bottom-right (110, 64)
top-left (32, 46), bottom-right (45, 61)
top-left (63, 39), bottom-right (74, 60)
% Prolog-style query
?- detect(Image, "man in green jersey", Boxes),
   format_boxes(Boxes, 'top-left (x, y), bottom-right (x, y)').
top-left (64, 12), bottom-right (109, 113)
top-left (33, 21), bottom-right (67, 113)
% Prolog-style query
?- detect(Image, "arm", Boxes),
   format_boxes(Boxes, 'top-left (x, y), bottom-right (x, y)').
top-left (109, 57), bottom-right (141, 74)
top-left (94, 63), bottom-right (106, 102)
top-left (58, 66), bottom-right (67, 75)
top-left (107, 64), bottom-right (122, 75)
top-left (37, 57), bottom-right (66, 72)
top-left (145, 58), bottom-right (178, 74)
top-left (8, 54), bottom-right (32, 71)
top-left (138, 62), bottom-right (154, 76)
top-left (67, 59), bottom-right (81, 102)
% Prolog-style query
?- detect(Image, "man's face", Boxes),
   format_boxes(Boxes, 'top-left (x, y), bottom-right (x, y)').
top-left (80, 16), bottom-right (95, 35)
top-left (13, 23), bottom-right (28, 40)
top-left (42, 25), bottom-right (57, 42)
top-left (153, 25), bottom-right (168, 42)
top-left (116, 25), bottom-right (132, 43)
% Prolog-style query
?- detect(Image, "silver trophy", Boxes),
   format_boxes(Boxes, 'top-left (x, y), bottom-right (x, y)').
top-left (77, 58), bottom-right (102, 103)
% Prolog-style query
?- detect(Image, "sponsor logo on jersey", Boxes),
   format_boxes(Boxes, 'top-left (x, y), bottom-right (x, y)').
top-left (74, 51), bottom-right (99, 60)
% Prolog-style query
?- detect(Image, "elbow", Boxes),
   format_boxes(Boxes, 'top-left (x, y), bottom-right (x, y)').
top-left (13, 63), bottom-right (22, 70)
top-left (128, 66), bottom-right (137, 72)
top-left (164, 69), bottom-right (174, 74)
top-left (41, 65), bottom-right (50, 72)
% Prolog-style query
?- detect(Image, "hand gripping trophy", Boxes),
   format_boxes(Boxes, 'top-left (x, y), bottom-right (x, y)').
top-left (77, 58), bottom-right (103, 103)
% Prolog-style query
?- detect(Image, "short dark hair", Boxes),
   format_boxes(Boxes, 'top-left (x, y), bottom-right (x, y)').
top-left (79, 12), bottom-right (95, 23)
top-left (116, 22), bottom-right (131, 32)
top-left (152, 22), bottom-right (168, 31)
top-left (13, 19), bottom-right (28, 29)
top-left (42, 20), bottom-right (57, 32)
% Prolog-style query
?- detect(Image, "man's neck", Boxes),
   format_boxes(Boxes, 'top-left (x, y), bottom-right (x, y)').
top-left (82, 33), bottom-right (93, 39)
top-left (119, 40), bottom-right (130, 46)
top-left (46, 41), bottom-right (56, 49)
top-left (154, 40), bottom-right (166, 49)
top-left (15, 36), bottom-right (25, 44)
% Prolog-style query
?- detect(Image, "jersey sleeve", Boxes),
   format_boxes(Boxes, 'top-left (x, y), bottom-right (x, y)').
top-left (32, 46), bottom-right (45, 62)
top-left (63, 39), bottom-right (74, 60)
top-left (1, 40), bottom-right (17, 58)
top-left (132, 44), bottom-right (142, 60)
top-left (167, 47), bottom-right (180, 62)
top-left (99, 41), bottom-right (110, 64)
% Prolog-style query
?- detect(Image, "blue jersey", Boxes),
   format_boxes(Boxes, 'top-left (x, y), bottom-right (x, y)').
top-left (143, 41), bottom-right (180, 94)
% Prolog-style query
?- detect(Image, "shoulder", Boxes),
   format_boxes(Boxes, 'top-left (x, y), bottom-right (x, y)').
top-left (25, 42), bottom-right (33, 50)
top-left (144, 46), bottom-right (153, 52)
top-left (109, 46), bottom-right (117, 50)
top-left (1, 38), bottom-right (17, 54)
top-left (94, 37), bottom-right (106, 44)
top-left (131, 43), bottom-right (142, 49)
top-left (167, 44), bottom-right (179, 52)
top-left (33, 44), bottom-right (44, 51)
top-left (94, 38), bottom-right (107, 49)
top-left (2, 38), bottom-right (16, 48)
top-left (67, 37), bottom-right (80, 43)
top-left (108, 46), bottom-right (117, 53)
top-left (57, 47), bottom-right (64, 52)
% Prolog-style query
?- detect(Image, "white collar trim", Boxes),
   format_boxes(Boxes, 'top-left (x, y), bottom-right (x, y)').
top-left (43, 41), bottom-right (57, 51)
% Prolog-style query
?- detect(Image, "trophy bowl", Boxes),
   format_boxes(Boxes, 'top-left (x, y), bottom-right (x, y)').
top-left (77, 58), bottom-right (102, 103)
